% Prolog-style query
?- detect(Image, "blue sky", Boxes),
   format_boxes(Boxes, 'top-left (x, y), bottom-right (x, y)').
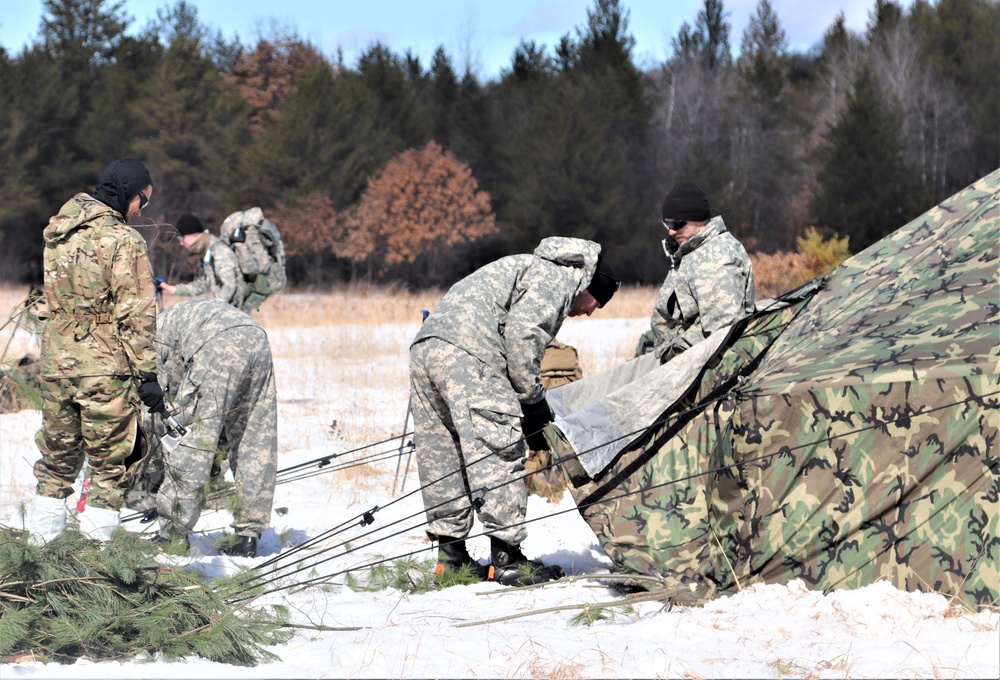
top-left (1, 0), bottom-right (879, 78)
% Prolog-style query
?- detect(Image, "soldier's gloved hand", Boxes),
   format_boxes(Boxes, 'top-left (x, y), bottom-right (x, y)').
top-left (521, 398), bottom-right (553, 451)
top-left (136, 371), bottom-right (165, 413)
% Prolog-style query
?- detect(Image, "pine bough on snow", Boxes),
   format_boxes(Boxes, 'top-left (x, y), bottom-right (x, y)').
top-left (0, 528), bottom-right (291, 665)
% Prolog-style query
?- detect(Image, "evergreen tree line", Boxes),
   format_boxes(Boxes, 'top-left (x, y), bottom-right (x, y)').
top-left (1, 0), bottom-right (996, 288)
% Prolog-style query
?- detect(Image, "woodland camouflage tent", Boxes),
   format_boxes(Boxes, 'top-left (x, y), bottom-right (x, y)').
top-left (546, 170), bottom-right (999, 607)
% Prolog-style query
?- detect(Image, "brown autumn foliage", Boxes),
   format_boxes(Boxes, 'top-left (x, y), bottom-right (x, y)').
top-left (270, 194), bottom-right (340, 259)
top-left (750, 250), bottom-right (811, 299)
top-left (749, 228), bottom-right (852, 299)
top-left (225, 36), bottom-right (326, 132)
top-left (351, 141), bottom-right (498, 271)
top-left (271, 193), bottom-right (377, 282)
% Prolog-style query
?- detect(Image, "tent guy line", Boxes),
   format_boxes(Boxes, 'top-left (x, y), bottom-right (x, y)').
top-left (222, 388), bottom-right (997, 602)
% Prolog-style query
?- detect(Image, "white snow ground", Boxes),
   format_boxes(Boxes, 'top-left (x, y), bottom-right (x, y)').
top-left (1, 314), bottom-right (997, 679)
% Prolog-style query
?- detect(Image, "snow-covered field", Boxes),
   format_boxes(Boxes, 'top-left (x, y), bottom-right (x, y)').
top-left (1, 304), bottom-right (997, 678)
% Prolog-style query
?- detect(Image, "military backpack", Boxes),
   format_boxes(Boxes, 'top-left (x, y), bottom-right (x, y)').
top-left (219, 207), bottom-right (287, 310)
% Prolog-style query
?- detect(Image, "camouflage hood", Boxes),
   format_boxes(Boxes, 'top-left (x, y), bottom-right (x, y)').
top-left (674, 216), bottom-right (726, 259)
top-left (155, 299), bottom-right (265, 394)
top-left (413, 236), bottom-right (604, 403)
top-left (43, 193), bottom-right (122, 244)
top-left (658, 217), bottom-right (728, 268)
top-left (532, 236), bottom-right (602, 297)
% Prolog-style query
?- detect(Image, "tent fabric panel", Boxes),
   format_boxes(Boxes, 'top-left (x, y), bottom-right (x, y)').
top-left (728, 374), bottom-right (999, 605)
top-left (555, 402), bottom-right (735, 603)
top-left (552, 334), bottom-right (727, 477)
top-left (552, 300), bottom-right (813, 600)
top-left (748, 172), bottom-right (999, 396)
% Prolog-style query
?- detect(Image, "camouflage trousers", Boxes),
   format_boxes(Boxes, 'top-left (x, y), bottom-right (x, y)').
top-left (156, 328), bottom-right (278, 539)
top-left (33, 374), bottom-right (140, 510)
top-left (409, 338), bottom-right (528, 545)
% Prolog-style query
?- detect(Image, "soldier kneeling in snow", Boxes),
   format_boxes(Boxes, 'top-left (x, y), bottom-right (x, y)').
top-left (134, 299), bottom-right (277, 557)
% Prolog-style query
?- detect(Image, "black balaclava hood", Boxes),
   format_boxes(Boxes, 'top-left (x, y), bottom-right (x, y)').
top-left (92, 158), bottom-right (152, 218)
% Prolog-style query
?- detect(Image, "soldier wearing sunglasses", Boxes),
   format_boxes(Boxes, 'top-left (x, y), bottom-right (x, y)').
top-left (25, 158), bottom-right (159, 544)
top-left (647, 181), bottom-right (755, 363)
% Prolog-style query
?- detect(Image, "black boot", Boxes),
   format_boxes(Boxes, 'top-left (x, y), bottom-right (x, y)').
top-left (435, 536), bottom-right (488, 581)
top-left (488, 537), bottom-right (565, 586)
top-left (223, 534), bottom-right (258, 558)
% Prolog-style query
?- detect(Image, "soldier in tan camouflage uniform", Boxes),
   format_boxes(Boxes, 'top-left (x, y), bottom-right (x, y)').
top-left (26, 158), bottom-right (158, 543)
top-left (158, 213), bottom-right (250, 312)
top-left (147, 299), bottom-right (278, 558)
top-left (649, 182), bottom-right (755, 362)
top-left (409, 236), bottom-right (620, 585)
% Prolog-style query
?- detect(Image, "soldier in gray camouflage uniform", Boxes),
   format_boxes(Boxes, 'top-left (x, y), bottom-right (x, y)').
top-left (26, 158), bottom-right (158, 544)
top-left (409, 236), bottom-right (620, 585)
top-left (148, 299), bottom-right (277, 557)
top-left (159, 213), bottom-right (250, 312)
top-left (649, 182), bottom-right (755, 362)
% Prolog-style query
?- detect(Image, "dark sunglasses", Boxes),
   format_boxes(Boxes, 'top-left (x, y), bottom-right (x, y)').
top-left (662, 218), bottom-right (687, 231)
top-left (138, 191), bottom-right (150, 210)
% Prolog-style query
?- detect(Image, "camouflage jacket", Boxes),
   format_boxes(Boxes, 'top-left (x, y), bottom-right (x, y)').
top-left (651, 216), bottom-right (755, 359)
top-left (412, 236), bottom-right (601, 405)
top-left (154, 299), bottom-right (266, 397)
top-left (173, 235), bottom-right (247, 309)
top-left (40, 192), bottom-right (156, 378)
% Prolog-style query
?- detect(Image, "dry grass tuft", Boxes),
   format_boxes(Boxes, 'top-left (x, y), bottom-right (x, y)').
top-left (591, 284), bottom-right (656, 319)
top-left (255, 283), bottom-right (447, 327)
top-left (255, 283), bottom-right (658, 328)
top-left (3, 281), bottom-right (661, 332)
top-left (522, 656), bottom-right (589, 679)
top-left (0, 286), bottom-right (42, 363)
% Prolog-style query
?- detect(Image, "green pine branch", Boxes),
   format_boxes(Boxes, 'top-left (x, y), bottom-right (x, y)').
top-left (0, 528), bottom-right (291, 665)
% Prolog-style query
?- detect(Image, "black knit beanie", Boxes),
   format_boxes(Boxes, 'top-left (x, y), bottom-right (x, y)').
top-left (175, 213), bottom-right (204, 235)
top-left (587, 255), bottom-right (620, 308)
top-left (661, 182), bottom-right (710, 222)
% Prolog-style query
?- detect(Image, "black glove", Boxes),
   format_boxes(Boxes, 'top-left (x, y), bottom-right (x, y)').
top-left (136, 371), bottom-right (165, 413)
top-left (521, 398), bottom-right (553, 451)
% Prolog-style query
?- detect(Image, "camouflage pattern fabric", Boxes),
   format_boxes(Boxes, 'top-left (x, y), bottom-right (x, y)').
top-left (650, 217), bottom-right (755, 362)
top-left (219, 207), bottom-right (287, 310)
top-left (410, 338), bottom-right (527, 544)
top-left (173, 235), bottom-right (250, 313)
top-left (151, 300), bottom-right (277, 539)
top-left (552, 301), bottom-right (806, 603)
top-left (409, 237), bottom-right (602, 542)
top-left (558, 171), bottom-right (999, 607)
top-left (33, 192), bottom-right (156, 509)
top-left (413, 236), bottom-right (601, 405)
top-left (550, 330), bottom-right (729, 477)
